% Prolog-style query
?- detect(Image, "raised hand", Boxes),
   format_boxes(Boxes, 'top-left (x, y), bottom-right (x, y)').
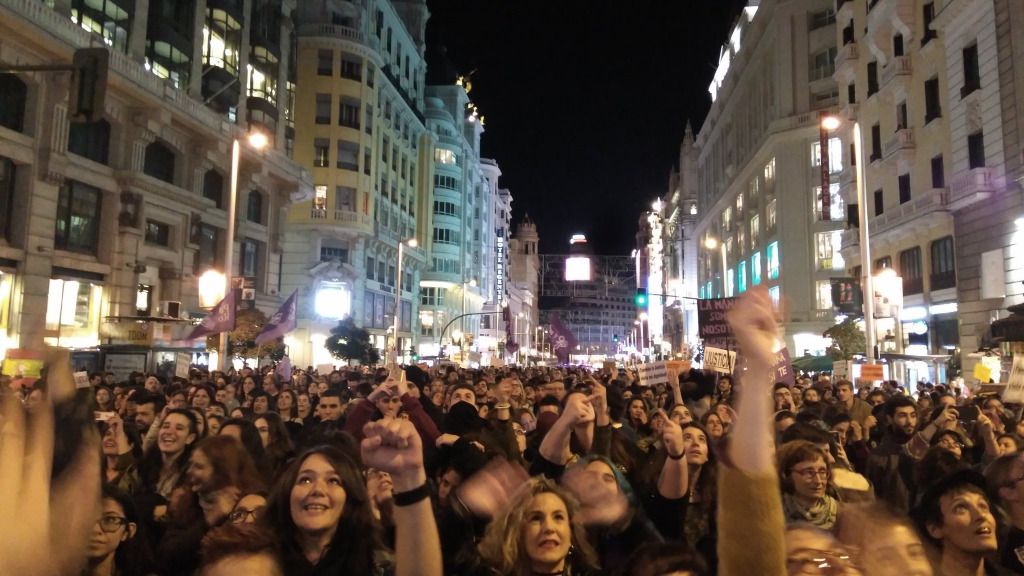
top-left (361, 418), bottom-right (425, 491)
top-left (368, 378), bottom-right (400, 403)
top-left (456, 457), bottom-right (529, 520)
top-left (563, 392), bottom-right (596, 425)
top-left (659, 409), bottom-right (685, 458)
top-left (726, 286), bottom-right (780, 370)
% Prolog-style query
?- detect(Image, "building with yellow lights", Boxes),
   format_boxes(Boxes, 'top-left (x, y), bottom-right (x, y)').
top-left (0, 0), bottom-right (310, 375)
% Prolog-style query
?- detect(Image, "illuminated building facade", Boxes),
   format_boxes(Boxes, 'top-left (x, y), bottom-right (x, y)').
top-left (692, 0), bottom-right (841, 355)
top-left (281, 0), bottom-right (431, 367)
top-left (0, 0), bottom-right (310, 371)
top-left (664, 123), bottom-right (701, 351)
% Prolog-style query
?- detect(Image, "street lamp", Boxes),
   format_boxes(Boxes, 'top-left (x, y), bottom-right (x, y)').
top-left (220, 130), bottom-right (268, 371)
top-left (391, 237), bottom-right (418, 365)
top-left (822, 115), bottom-right (876, 362)
top-left (198, 270), bottom-right (226, 309)
top-left (704, 236), bottom-right (728, 297)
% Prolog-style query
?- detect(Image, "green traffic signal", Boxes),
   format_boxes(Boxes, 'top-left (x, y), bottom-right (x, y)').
top-left (635, 288), bottom-right (648, 307)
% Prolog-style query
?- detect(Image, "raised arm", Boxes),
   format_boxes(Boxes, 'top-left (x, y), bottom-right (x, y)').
top-left (656, 410), bottom-right (689, 499)
top-left (537, 393), bottom-right (595, 466)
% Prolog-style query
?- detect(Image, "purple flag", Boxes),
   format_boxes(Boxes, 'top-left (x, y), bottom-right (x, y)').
top-left (276, 355), bottom-right (292, 383)
top-left (547, 313), bottom-right (577, 365)
top-left (188, 290), bottom-right (237, 339)
top-left (255, 290), bottom-right (298, 344)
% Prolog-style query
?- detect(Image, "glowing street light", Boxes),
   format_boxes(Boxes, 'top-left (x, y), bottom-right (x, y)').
top-left (391, 237), bottom-right (418, 364)
top-left (197, 269), bottom-right (226, 309)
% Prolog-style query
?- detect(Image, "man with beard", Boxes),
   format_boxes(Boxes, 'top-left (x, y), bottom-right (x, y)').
top-left (866, 395), bottom-right (955, 512)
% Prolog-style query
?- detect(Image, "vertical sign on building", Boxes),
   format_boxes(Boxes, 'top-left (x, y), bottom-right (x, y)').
top-left (819, 118), bottom-right (831, 221)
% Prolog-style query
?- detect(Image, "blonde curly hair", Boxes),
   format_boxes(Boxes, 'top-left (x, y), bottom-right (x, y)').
top-left (477, 476), bottom-right (599, 576)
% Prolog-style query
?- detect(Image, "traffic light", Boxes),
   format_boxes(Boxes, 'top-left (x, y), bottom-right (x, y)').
top-left (70, 48), bottom-right (109, 123)
top-left (409, 347), bottom-right (419, 362)
top-left (635, 288), bottom-right (648, 308)
top-left (613, 334), bottom-right (619, 343)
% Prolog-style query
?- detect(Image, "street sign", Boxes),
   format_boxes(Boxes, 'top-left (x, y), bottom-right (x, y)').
top-left (703, 347), bottom-right (736, 374)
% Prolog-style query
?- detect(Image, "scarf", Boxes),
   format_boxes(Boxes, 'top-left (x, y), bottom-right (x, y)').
top-left (782, 492), bottom-right (838, 530)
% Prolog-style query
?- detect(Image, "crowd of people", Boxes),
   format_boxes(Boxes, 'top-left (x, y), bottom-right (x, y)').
top-left (0, 286), bottom-right (1022, 575)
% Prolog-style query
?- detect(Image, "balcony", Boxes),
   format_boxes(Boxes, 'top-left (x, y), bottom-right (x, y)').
top-left (298, 23), bottom-right (364, 43)
top-left (881, 56), bottom-right (912, 89)
top-left (871, 188), bottom-right (949, 237)
top-left (835, 44), bottom-right (859, 82)
top-left (335, 209), bottom-right (371, 226)
top-left (311, 208), bottom-right (327, 219)
top-left (883, 128), bottom-right (915, 160)
top-left (947, 167), bottom-right (996, 210)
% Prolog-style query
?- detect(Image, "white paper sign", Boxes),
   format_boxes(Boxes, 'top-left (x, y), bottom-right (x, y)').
top-left (1004, 356), bottom-right (1024, 404)
top-left (637, 362), bottom-right (669, 387)
top-left (703, 347), bottom-right (737, 374)
top-left (73, 371), bottom-right (91, 389)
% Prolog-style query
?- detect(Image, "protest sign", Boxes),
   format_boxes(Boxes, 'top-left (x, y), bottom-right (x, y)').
top-left (1003, 356), bottom-right (1024, 404)
top-left (703, 347), bottom-right (737, 374)
top-left (772, 348), bottom-right (796, 387)
top-left (637, 362), bottom-right (669, 386)
top-left (697, 298), bottom-right (737, 349)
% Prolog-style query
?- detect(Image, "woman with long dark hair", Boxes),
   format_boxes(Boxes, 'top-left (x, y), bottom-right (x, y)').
top-left (264, 419), bottom-right (441, 576)
top-left (254, 412), bottom-right (295, 475)
top-left (86, 486), bottom-right (155, 576)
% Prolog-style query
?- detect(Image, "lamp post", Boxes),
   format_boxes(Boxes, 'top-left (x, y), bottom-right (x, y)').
top-left (220, 131), bottom-right (268, 372)
top-left (391, 238), bottom-right (418, 365)
top-left (822, 115), bottom-right (876, 362)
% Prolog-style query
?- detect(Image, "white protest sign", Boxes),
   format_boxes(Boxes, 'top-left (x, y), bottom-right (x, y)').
top-left (637, 361), bottom-right (669, 387)
top-left (703, 347), bottom-right (737, 374)
top-left (1003, 356), bottom-right (1024, 404)
top-left (73, 371), bottom-right (91, 389)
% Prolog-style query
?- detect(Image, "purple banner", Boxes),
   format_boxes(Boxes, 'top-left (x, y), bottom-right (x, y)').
top-left (548, 313), bottom-right (577, 365)
top-left (188, 290), bottom-right (236, 339)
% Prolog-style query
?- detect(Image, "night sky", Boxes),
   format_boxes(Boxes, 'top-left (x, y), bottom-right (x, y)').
top-left (425, 0), bottom-right (749, 255)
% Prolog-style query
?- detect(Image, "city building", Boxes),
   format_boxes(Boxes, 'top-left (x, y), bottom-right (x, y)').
top-left (931, 0), bottom-right (1024, 355)
top-left (507, 217), bottom-right (540, 363)
top-left (692, 0), bottom-right (842, 355)
top-left (280, 0), bottom-right (430, 368)
top-left (478, 159), bottom-right (513, 356)
top-left (539, 247), bottom-right (635, 362)
top-left (832, 0), bottom-right (959, 383)
top-left (0, 0), bottom-right (310, 373)
top-left (663, 123), bottom-right (702, 352)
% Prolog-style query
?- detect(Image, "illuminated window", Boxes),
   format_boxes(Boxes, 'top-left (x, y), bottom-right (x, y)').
top-left (751, 252), bottom-right (762, 286)
top-left (434, 148), bottom-right (457, 165)
top-left (737, 227), bottom-right (746, 255)
top-left (736, 193), bottom-right (744, 215)
top-left (767, 241), bottom-right (780, 280)
top-left (722, 207), bottom-right (733, 232)
top-left (726, 268), bottom-right (735, 297)
top-left (812, 137), bottom-right (843, 173)
top-left (202, 9), bottom-right (241, 75)
top-left (45, 278), bottom-right (103, 347)
top-left (764, 157), bottom-right (776, 183)
top-left (55, 180), bottom-right (102, 254)
top-left (706, 281), bottom-right (714, 299)
top-left (71, 0), bottom-right (131, 53)
top-left (816, 280), bottom-right (832, 310)
top-left (247, 47), bottom-right (278, 105)
top-left (314, 185), bottom-right (327, 212)
top-left (768, 285), bottom-right (780, 306)
top-left (750, 214), bottom-right (760, 247)
top-left (738, 261), bottom-right (748, 293)
top-left (767, 198), bottom-right (777, 230)
top-left (814, 183), bottom-right (845, 220)
top-left (815, 231), bottom-right (845, 271)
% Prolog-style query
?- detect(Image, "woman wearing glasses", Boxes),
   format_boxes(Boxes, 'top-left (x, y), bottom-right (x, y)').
top-left (86, 486), bottom-right (155, 576)
top-left (778, 441), bottom-right (841, 531)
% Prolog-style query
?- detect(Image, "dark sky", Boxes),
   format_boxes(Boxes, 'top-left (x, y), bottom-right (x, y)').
top-left (424, 1), bottom-right (748, 255)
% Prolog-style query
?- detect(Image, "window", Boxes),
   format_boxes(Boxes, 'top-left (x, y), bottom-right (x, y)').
top-left (900, 247), bottom-right (923, 295)
top-left (367, 64), bottom-right (375, 88)
top-left (893, 34), bottom-right (905, 57)
top-left (867, 61), bottom-right (879, 96)
top-left (364, 148), bottom-right (371, 176)
top-left (925, 77), bottom-right (941, 122)
top-left (962, 43), bottom-right (980, 96)
top-left (968, 131), bottom-right (986, 168)
top-left (810, 9), bottom-right (836, 30)
top-left (247, 46), bottom-right (280, 106)
top-left (847, 83), bottom-right (856, 104)
top-left (816, 231), bottom-right (845, 271)
top-left (247, 190), bottom-right (263, 223)
top-left (0, 157), bottom-right (14, 240)
top-left (203, 9), bottom-right (242, 75)
top-left (722, 207), bottom-right (733, 232)
top-left (55, 180), bottom-right (102, 253)
top-left (0, 74), bottom-right (27, 133)
top-left (874, 256), bottom-right (892, 271)
top-left (923, 3), bottom-right (937, 44)
top-left (340, 55), bottom-right (362, 81)
top-left (313, 184), bottom-right (328, 213)
top-left (896, 101), bottom-right (908, 130)
top-left (320, 244), bottom-right (348, 263)
top-left (431, 258), bottom-right (459, 274)
top-left (335, 186), bottom-right (355, 212)
top-left (750, 214), bottom-right (760, 247)
top-left (145, 220), bottom-right (170, 246)
top-left (194, 224), bottom-right (219, 271)
top-left (313, 139), bottom-right (329, 168)
top-left (366, 257), bottom-right (375, 280)
top-left (317, 49), bottom-right (332, 75)
top-left (898, 174), bottom-right (911, 204)
top-left (814, 183), bottom-right (845, 221)
top-left (874, 189), bottom-right (884, 216)
top-left (339, 97), bottom-right (360, 129)
top-left (764, 158), bottom-right (776, 183)
top-left (68, 120), bottom-right (111, 164)
top-left (842, 22), bottom-right (854, 45)
top-left (811, 47), bottom-right (837, 81)
top-left (767, 198), bottom-right (777, 230)
top-left (767, 241), bottom-right (780, 280)
top-left (144, 141), bottom-right (175, 184)
top-left (364, 104), bottom-right (373, 134)
top-left (240, 238), bottom-right (260, 279)
top-left (812, 137), bottom-right (843, 173)
top-left (768, 286), bottom-right (780, 306)
top-left (203, 170), bottom-right (224, 208)
top-left (738, 261), bottom-right (748, 293)
top-left (930, 236), bottom-right (956, 289)
top-left (433, 201), bottom-right (458, 217)
top-left (870, 124), bottom-right (881, 161)
top-left (434, 174), bottom-right (458, 190)
top-left (931, 155), bottom-right (945, 188)
top-left (434, 148), bottom-right (457, 165)
top-left (71, 0), bottom-right (132, 53)
top-left (136, 284), bottom-right (152, 316)
top-left (816, 280), bottom-right (833, 310)
top-left (432, 227), bottom-right (459, 245)
top-left (751, 251), bottom-right (762, 286)
top-left (315, 94), bottom-right (330, 124)
top-left (45, 277), bottom-right (102, 344)
top-left (336, 140), bottom-right (359, 171)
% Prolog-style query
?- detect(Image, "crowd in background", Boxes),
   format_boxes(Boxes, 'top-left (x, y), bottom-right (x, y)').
top-left (0, 286), bottom-right (1023, 575)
